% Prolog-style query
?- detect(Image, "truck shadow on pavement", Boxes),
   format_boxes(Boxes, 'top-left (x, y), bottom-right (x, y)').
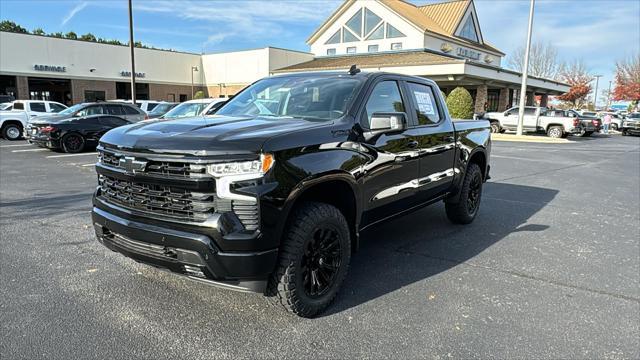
top-left (324, 182), bottom-right (558, 316)
top-left (0, 192), bottom-right (93, 221)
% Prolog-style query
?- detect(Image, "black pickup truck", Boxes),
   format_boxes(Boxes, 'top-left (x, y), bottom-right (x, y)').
top-left (91, 70), bottom-right (491, 317)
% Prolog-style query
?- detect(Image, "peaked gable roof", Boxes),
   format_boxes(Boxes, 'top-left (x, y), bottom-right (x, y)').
top-left (307, 0), bottom-right (504, 56)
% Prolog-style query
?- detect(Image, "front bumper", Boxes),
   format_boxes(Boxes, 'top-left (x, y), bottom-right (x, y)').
top-left (92, 205), bottom-right (278, 293)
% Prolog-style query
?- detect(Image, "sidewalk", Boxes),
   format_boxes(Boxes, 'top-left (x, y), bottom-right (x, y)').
top-left (491, 133), bottom-right (572, 143)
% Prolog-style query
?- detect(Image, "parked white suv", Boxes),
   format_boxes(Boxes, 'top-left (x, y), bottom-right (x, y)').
top-left (159, 98), bottom-right (227, 120)
top-left (0, 100), bottom-right (67, 140)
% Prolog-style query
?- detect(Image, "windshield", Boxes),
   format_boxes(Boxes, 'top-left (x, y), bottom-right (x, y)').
top-left (162, 102), bottom-right (209, 119)
top-left (148, 103), bottom-right (175, 115)
top-left (58, 103), bottom-right (84, 115)
top-left (0, 103), bottom-right (11, 110)
top-left (216, 75), bottom-right (364, 121)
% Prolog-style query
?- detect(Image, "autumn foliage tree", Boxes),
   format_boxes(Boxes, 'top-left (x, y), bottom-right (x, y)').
top-left (612, 54), bottom-right (640, 107)
top-left (556, 60), bottom-right (592, 108)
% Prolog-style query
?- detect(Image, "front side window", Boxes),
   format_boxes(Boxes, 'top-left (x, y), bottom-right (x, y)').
top-left (146, 103), bottom-right (158, 111)
top-left (363, 81), bottom-right (405, 127)
top-left (163, 102), bottom-right (208, 119)
top-left (29, 102), bottom-right (46, 112)
top-left (76, 105), bottom-right (104, 117)
top-left (407, 82), bottom-right (441, 125)
top-left (216, 75), bottom-right (364, 121)
top-left (106, 105), bottom-right (125, 115)
top-left (327, 48), bottom-right (336, 56)
top-left (346, 46), bottom-right (357, 54)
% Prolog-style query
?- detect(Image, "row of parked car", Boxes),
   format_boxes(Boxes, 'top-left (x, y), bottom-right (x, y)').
top-left (482, 106), bottom-right (640, 138)
top-left (0, 98), bottom-right (228, 152)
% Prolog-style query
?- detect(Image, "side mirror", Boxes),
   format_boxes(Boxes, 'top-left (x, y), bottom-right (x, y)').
top-left (369, 112), bottom-right (406, 133)
top-left (504, 112), bottom-right (511, 116)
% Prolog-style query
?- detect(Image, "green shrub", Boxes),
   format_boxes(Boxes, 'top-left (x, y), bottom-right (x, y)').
top-left (445, 87), bottom-right (474, 119)
top-left (193, 90), bottom-right (205, 99)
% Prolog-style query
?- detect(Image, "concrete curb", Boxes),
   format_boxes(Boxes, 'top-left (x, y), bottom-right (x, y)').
top-left (490, 133), bottom-right (572, 143)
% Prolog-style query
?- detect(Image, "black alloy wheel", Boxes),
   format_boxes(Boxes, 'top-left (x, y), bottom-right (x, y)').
top-left (467, 171), bottom-right (482, 215)
top-left (267, 202), bottom-right (351, 318)
top-left (301, 227), bottom-right (342, 298)
top-left (62, 133), bottom-right (85, 153)
top-left (445, 163), bottom-right (483, 224)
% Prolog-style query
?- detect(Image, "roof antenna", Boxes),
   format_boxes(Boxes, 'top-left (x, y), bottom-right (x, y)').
top-left (348, 64), bottom-right (361, 75)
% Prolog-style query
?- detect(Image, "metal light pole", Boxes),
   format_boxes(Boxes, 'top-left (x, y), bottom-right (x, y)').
top-left (191, 66), bottom-right (199, 98)
top-left (606, 80), bottom-right (612, 110)
top-left (128, 0), bottom-right (136, 103)
top-left (516, 0), bottom-right (535, 136)
top-left (592, 74), bottom-right (602, 109)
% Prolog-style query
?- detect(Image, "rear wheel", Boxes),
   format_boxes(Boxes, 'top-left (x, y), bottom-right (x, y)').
top-left (621, 129), bottom-right (628, 136)
top-left (445, 163), bottom-right (483, 225)
top-left (1, 123), bottom-right (22, 140)
top-left (611, 123), bottom-right (619, 131)
top-left (62, 133), bottom-right (85, 153)
top-left (547, 126), bottom-right (564, 138)
top-left (266, 202), bottom-right (350, 318)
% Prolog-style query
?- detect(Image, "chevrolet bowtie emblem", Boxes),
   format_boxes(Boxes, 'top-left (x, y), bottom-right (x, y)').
top-left (118, 156), bottom-right (147, 174)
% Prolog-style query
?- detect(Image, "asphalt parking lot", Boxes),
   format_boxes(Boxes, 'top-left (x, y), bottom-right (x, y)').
top-left (1, 134), bottom-right (639, 359)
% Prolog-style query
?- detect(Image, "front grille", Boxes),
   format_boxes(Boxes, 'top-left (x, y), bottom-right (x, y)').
top-left (99, 149), bottom-right (208, 179)
top-left (99, 175), bottom-right (216, 222)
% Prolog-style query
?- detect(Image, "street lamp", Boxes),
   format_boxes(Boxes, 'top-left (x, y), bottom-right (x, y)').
top-left (191, 66), bottom-right (199, 98)
top-left (516, 0), bottom-right (535, 136)
top-left (592, 74), bottom-right (602, 109)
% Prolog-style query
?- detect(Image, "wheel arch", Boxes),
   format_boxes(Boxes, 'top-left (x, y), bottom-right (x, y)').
top-left (280, 173), bottom-right (361, 252)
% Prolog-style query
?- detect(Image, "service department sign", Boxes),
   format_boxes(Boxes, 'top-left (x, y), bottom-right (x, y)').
top-left (34, 64), bottom-right (66, 72)
top-left (120, 71), bottom-right (146, 78)
top-left (456, 47), bottom-right (481, 61)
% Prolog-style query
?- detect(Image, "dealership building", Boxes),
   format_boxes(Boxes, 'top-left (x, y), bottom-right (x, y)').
top-left (0, 0), bottom-right (568, 112)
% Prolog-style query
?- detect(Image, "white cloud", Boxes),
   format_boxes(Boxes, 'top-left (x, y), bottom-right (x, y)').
top-left (61, 1), bottom-right (88, 26)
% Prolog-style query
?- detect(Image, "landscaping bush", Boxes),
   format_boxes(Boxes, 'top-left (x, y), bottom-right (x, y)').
top-left (446, 87), bottom-right (474, 119)
top-left (193, 90), bottom-right (205, 99)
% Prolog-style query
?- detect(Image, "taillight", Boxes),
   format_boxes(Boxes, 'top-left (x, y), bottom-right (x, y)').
top-left (41, 126), bottom-right (56, 133)
top-left (144, 115), bottom-right (149, 120)
top-left (573, 119), bottom-right (579, 127)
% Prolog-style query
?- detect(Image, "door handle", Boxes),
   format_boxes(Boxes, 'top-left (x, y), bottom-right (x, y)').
top-left (407, 140), bottom-right (419, 148)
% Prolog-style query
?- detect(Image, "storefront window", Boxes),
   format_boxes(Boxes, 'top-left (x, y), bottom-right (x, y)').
top-left (84, 90), bottom-right (106, 102)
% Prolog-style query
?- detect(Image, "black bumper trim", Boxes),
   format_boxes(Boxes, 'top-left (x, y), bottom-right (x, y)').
top-left (92, 207), bottom-right (278, 293)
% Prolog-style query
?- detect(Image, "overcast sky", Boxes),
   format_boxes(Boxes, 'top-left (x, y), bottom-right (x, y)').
top-left (2, 0), bottom-right (638, 105)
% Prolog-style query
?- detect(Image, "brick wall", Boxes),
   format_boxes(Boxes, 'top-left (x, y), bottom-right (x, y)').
top-left (71, 79), bottom-right (116, 104)
top-left (498, 88), bottom-right (510, 111)
top-left (148, 84), bottom-right (207, 102)
top-left (16, 76), bottom-right (29, 99)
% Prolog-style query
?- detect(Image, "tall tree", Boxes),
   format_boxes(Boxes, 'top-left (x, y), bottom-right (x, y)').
top-left (556, 60), bottom-right (592, 108)
top-left (79, 33), bottom-right (96, 42)
top-left (507, 41), bottom-right (561, 79)
top-left (65, 31), bottom-right (78, 40)
top-left (32, 28), bottom-right (45, 35)
top-left (612, 53), bottom-right (640, 106)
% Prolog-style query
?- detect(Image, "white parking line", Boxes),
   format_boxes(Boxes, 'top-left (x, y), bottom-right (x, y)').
top-left (12, 148), bottom-right (48, 153)
top-left (46, 152), bottom-right (98, 158)
top-left (81, 163), bottom-right (96, 167)
top-left (1, 143), bottom-right (32, 148)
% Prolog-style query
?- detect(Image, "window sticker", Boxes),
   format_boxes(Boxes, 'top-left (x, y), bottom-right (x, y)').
top-left (414, 91), bottom-right (435, 115)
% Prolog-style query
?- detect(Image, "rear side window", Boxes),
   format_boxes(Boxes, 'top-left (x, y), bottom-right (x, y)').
top-left (406, 82), bottom-right (441, 125)
top-left (363, 81), bottom-right (405, 127)
top-left (29, 102), bottom-right (46, 112)
top-left (146, 103), bottom-right (158, 111)
top-left (106, 105), bottom-right (125, 116)
top-left (13, 102), bottom-right (24, 110)
top-left (49, 103), bottom-right (66, 113)
top-left (524, 108), bottom-right (536, 115)
top-left (122, 105), bottom-right (141, 115)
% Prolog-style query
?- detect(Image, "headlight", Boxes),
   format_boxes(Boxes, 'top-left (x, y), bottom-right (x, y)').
top-left (207, 153), bottom-right (274, 178)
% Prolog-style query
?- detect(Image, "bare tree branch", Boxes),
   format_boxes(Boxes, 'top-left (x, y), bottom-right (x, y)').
top-left (507, 41), bottom-right (561, 80)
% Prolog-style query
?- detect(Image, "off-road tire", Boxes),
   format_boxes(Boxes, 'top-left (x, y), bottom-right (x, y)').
top-left (445, 163), bottom-right (483, 225)
top-left (547, 126), bottom-right (564, 138)
top-left (62, 133), bottom-right (85, 153)
top-left (1, 123), bottom-right (22, 140)
top-left (266, 202), bottom-right (351, 318)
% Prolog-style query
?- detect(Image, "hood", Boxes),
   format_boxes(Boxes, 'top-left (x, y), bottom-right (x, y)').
top-left (29, 113), bottom-right (72, 124)
top-left (99, 115), bottom-right (329, 156)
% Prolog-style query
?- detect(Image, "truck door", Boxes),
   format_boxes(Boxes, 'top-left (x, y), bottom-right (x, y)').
top-left (359, 78), bottom-right (421, 226)
top-left (524, 107), bottom-right (538, 130)
top-left (403, 81), bottom-right (456, 200)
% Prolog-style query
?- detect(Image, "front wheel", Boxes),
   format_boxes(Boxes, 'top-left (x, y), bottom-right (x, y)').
top-left (611, 124), bottom-right (618, 131)
top-left (621, 129), bottom-right (628, 136)
top-left (62, 133), bottom-right (85, 153)
top-left (445, 163), bottom-right (483, 224)
top-left (2, 123), bottom-right (23, 140)
top-left (490, 122), bottom-right (501, 133)
top-left (266, 202), bottom-right (351, 318)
